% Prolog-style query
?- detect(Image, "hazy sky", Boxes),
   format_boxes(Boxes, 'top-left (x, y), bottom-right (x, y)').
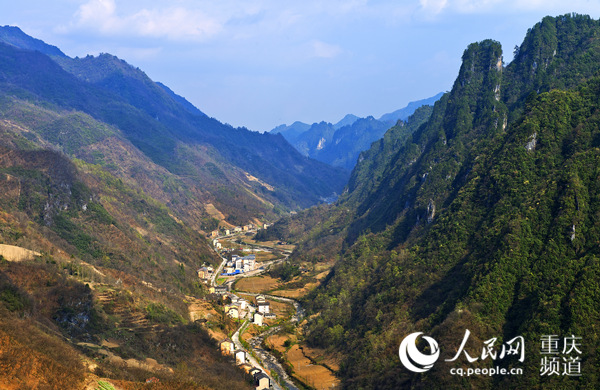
top-left (5, 1), bottom-right (600, 131)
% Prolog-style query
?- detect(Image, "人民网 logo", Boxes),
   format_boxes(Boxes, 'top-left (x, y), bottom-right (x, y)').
top-left (399, 332), bottom-right (440, 373)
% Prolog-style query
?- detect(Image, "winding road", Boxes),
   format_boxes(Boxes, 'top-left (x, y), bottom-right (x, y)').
top-left (211, 233), bottom-right (304, 390)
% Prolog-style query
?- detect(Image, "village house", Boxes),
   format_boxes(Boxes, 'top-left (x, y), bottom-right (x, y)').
top-left (224, 298), bottom-right (247, 319)
top-left (210, 230), bottom-right (219, 238)
top-left (235, 257), bottom-right (244, 269)
top-left (257, 301), bottom-right (270, 314)
top-left (227, 307), bottom-right (239, 319)
top-left (255, 372), bottom-right (271, 390)
top-left (215, 285), bottom-right (228, 295)
top-left (224, 229), bottom-right (231, 235)
top-left (244, 255), bottom-right (256, 268)
top-left (253, 312), bottom-right (263, 326)
top-left (219, 338), bottom-right (235, 356)
top-left (264, 313), bottom-right (276, 320)
top-left (234, 226), bottom-right (242, 233)
top-left (234, 349), bottom-right (247, 365)
top-left (197, 267), bottom-right (211, 280)
top-left (243, 255), bottom-right (256, 272)
top-left (255, 294), bottom-right (266, 303)
top-left (230, 297), bottom-right (247, 310)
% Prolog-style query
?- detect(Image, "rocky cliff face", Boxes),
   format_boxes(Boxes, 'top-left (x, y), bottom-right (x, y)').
top-left (295, 14), bottom-right (600, 389)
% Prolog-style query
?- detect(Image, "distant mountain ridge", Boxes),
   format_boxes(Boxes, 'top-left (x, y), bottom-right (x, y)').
top-left (0, 26), bottom-right (347, 225)
top-left (378, 92), bottom-right (445, 123)
top-left (0, 26), bottom-right (66, 58)
top-left (334, 114), bottom-right (360, 129)
top-left (270, 121), bottom-right (311, 144)
top-left (270, 93), bottom-right (443, 171)
top-left (156, 81), bottom-right (206, 117)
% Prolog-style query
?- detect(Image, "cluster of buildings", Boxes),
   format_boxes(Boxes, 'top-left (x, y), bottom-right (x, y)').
top-left (224, 295), bottom-right (251, 320)
top-left (206, 221), bottom-right (278, 389)
top-left (197, 253), bottom-right (258, 283)
top-left (220, 338), bottom-right (272, 389)
top-left (246, 294), bottom-right (276, 323)
top-left (209, 223), bottom-right (274, 240)
top-left (217, 294), bottom-right (279, 389)
top-left (253, 295), bottom-right (277, 324)
top-left (210, 289), bottom-right (276, 323)
top-left (211, 223), bottom-right (264, 239)
top-left (223, 254), bottom-right (256, 275)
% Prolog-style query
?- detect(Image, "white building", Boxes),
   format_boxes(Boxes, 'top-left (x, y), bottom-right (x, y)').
top-left (253, 312), bottom-right (264, 326)
top-left (243, 255), bottom-right (255, 271)
top-left (257, 302), bottom-right (270, 314)
top-left (229, 254), bottom-right (256, 272)
top-left (228, 307), bottom-right (239, 319)
top-left (255, 373), bottom-right (271, 390)
top-left (234, 349), bottom-right (247, 365)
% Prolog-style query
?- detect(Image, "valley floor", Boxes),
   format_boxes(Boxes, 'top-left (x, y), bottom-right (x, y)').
top-left (210, 229), bottom-right (341, 389)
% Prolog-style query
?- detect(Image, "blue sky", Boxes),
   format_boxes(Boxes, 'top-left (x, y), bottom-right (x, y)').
top-left (5, 1), bottom-right (600, 131)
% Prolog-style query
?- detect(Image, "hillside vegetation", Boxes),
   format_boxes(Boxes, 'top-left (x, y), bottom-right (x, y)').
top-left (0, 26), bottom-right (346, 389)
top-left (262, 14), bottom-right (600, 389)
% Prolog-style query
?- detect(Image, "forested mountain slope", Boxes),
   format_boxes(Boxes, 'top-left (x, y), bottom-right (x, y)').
top-left (260, 14), bottom-right (600, 389)
top-left (0, 27), bottom-right (348, 225)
